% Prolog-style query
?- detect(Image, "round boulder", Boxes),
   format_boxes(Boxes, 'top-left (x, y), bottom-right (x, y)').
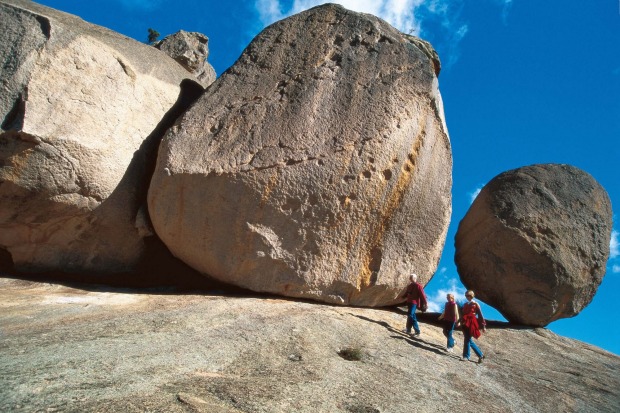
top-left (455, 164), bottom-right (612, 326)
top-left (148, 4), bottom-right (452, 306)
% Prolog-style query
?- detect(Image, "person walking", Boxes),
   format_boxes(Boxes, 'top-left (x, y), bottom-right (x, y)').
top-left (460, 290), bottom-right (486, 363)
top-left (401, 273), bottom-right (428, 336)
top-left (438, 293), bottom-right (459, 352)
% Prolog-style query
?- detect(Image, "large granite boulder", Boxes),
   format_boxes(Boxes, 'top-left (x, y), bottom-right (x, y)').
top-left (0, 0), bottom-right (203, 275)
top-left (148, 4), bottom-right (452, 306)
top-left (154, 30), bottom-right (217, 87)
top-left (455, 164), bottom-right (612, 326)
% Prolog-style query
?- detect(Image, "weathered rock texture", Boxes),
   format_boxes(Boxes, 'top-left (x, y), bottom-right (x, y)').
top-left (154, 30), bottom-right (217, 87)
top-left (148, 4), bottom-right (452, 306)
top-left (455, 164), bottom-right (612, 326)
top-left (1, 278), bottom-right (618, 412)
top-left (0, 0), bottom-right (203, 275)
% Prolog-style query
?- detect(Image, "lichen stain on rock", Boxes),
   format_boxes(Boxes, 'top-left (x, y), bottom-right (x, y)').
top-left (356, 132), bottom-right (424, 294)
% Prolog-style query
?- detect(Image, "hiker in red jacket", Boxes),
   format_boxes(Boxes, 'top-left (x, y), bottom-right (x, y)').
top-left (460, 290), bottom-right (486, 363)
top-left (400, 273), bottom-right (428, 336)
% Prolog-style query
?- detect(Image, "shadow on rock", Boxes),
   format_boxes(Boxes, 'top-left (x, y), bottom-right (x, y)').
top-left (351, 313), bottom-right (446, 356)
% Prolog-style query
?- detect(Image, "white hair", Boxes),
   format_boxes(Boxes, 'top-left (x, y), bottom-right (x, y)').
top-left (409, 273), bottom-right (417, 282)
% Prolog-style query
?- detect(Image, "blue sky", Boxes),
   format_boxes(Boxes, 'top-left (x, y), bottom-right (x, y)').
top-left (34, 0), bottom-right (619, 355)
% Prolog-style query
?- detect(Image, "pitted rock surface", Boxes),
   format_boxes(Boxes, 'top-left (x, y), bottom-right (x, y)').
top-left (154, 30), bottom-right (217, 87)
top-left (148, 4), bottom-right (452, 306)
top-left (455, 164), bottom-right (612, 326)
top-left (0, 0), bottom-right (202, 275)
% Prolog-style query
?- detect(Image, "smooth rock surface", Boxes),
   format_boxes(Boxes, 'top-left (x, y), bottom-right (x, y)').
top-left (1, 277), bottom-right (618, 412)
top-left (148, 4), bottom-right (452, 306)
top-left (0, 0), bottom-right (202, 275)
top-left (455, 164), bottom-right (612, 326)
top-left (154, 30), bottom-right (217, 87)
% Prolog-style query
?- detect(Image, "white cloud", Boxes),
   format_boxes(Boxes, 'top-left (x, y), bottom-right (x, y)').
top-left (494, 0), bottom-right (514, 23)
top-left (376, 0), bottom-right (422, 34)
top-left (256, 0), bottom-right (424, 32)
top-left (440, 21), bottom-right (468, 69)
top-left (468, 185), bottom-right (483, 204)
top-left (611, 229), bottom-right (619, 259)
top-left (606, 227), bottom-right (618, 275)
top-left (255, 0), bottom-right (286, 24)
top-left (254, 0), bottom-right (464, 46)
top-left (426, 277), bottom-right (466, 313)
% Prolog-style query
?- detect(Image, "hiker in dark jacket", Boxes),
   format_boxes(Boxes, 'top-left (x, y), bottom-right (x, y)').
top-left (438, 293), bottom-right (459, 353)
top-left (460, 290), bottom-right (486, 363)
top-left (400, 273), bottom-right (428, 336)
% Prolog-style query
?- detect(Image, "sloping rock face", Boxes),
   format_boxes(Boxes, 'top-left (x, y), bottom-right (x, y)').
top-left (0, 0), bottom-right (202, 275)
top-left (455, 164), bottom-right (612, 326)
top-left (154, 30), bottom-right (217, 87)
top-left (1, 278), bottom-right (618, 412)
top-left (148, 4), bottom-right (452, 306)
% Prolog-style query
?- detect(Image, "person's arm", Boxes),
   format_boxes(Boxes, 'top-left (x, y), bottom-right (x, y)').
top-left (418, 284), bottom-right (428, 306)
top-left (438, 304), bottom-right (446, 320)
top-left (454, 303), bottom-right (460, 324)
top-left (476, 303), bottom-right (487, 330)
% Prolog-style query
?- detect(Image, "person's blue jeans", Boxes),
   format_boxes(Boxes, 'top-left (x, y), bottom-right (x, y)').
top-left (463, 331), bottom-right (483, 359)
top-left (443, 321), bottom-right (456, 348)
top-left (406, 303), bottom-right (420, 334)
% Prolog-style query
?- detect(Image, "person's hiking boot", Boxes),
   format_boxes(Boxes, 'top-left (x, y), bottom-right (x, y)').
top-left (446, 347), bottom-right (454, 353)
top-left (412, 332), bottom-right (421, 337)
top-left (478, 355), bottom-right (485, 364)
top-left (402, 328), bottom-right (411, 334)
top-left (460, 357), bottom-right (469, 361)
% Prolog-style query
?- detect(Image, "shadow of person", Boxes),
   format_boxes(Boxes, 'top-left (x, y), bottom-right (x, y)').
top-left (351, 313), bottom-right (448, 356)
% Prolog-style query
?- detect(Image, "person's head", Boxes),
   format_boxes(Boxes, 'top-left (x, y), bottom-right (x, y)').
top-left (409, 273), bottom-right (417, 282)
top-left (465, 290), bottom-right (475, 301)
top-left (446, 293), bottom-right (455, 302)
